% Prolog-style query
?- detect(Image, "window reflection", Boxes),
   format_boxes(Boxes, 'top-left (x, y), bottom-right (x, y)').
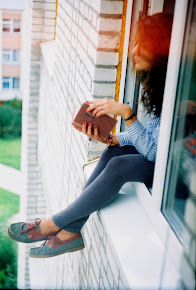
top-left (162, 4), bottom-right (196, 240)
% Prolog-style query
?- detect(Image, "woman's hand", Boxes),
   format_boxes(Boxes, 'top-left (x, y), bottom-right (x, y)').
top-left (86, 98), bottom-right (132, 119)
top-left (73, 122), bottom-right (107, 143)
top-left (73, 122), bottom-right (120, 145)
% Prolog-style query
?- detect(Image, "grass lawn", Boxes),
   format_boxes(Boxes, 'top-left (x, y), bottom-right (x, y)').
top-left (0, 138), bottom-right (21, 289)
top-left (0, 138), bottom-right (21, 170)
top-left (0, 187), bottom-right (19, 289)
top-left (0, 187), bottom-right (20, 223)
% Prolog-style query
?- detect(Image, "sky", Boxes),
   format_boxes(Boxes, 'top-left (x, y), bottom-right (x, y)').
top-left (0, 0), bottom-right (24, 10)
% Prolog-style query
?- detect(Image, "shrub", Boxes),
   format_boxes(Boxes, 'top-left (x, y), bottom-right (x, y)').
top-left (0, 224), bottom-right (17, 289)
top-left (0, 99), bottom-right (22, 139)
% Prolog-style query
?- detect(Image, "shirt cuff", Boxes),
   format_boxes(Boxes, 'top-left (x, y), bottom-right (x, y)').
top-left (116, 131), bottom-right (132, 146)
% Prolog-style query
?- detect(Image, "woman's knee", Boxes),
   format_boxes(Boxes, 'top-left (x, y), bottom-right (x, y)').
top-left (104, 156), bottom-right (123, 175)
top-left (100, 145), bottom-right (122, 161)
top-left (99, 146), bottom-right (114, 162)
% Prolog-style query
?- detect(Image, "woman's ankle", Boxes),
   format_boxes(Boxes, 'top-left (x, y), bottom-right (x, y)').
top-left (56, 229), bottom-right (78, 241)
top-left (40, 217), bottom-right (60, 234)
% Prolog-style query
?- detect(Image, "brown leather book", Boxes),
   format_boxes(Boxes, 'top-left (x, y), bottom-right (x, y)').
top-left (72, 103), bottom-right (117, 140)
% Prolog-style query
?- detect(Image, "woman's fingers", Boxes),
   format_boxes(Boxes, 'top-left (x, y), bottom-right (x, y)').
top-left (86, 99), bottom-right (107, 113)
top-left (87, 123), bottom-right (92, 136)
top-left (74, 122), bottom-right (104, 143)
top-left (82, 122), bottom-right (87, 134)
top-left (93, 126), bottom-right (99, 138)
top-left (92, 105), bottom-right (107, 117)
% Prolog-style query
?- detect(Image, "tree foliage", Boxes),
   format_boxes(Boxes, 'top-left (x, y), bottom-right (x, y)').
top-left (0, 99), bottom-right (22, 139)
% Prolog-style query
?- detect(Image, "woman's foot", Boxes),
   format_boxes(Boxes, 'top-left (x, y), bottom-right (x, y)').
top-left (7, 218), bottom-right (59, 243)
top-left (29, 233), bottom-right (85, 258)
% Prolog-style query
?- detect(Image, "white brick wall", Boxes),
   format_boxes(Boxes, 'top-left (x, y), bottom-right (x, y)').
top-left (19, 0), bottom-right (129, 289)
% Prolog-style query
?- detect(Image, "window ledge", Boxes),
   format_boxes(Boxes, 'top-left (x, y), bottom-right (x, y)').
top-left (83, 161), bottom-right (180, 289)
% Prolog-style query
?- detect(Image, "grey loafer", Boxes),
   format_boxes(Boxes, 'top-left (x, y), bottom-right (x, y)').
top-left (29, 233), bottom-right (85, 258)
top-left (7, 218), bottom-right (58, 243)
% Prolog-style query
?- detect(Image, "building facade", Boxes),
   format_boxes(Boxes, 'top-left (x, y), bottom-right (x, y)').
top-left (18, 0), bottom-right (195, 289)
top-left (0, 0), bottom-right (24, 101)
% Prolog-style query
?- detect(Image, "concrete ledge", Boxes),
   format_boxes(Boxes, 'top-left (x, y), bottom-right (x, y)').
top-left (83, 162), bottom-right (180, 289)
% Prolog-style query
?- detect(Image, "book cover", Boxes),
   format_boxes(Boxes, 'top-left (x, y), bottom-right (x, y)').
top-left (72, 103), bottom-right (117, 140)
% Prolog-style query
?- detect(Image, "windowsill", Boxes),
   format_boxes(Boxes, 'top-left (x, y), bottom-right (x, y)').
top-left (83, 160), bottom-right (180, 289)
top-left (2, 62), bottom-right (20, 65)
top-left (2, 88), bottom-right (20, 91)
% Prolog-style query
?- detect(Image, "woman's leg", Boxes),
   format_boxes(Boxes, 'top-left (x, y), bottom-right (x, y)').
top-left (40, 145), bottom-right (140, 236)
top-left (52, 151), bottom-right (155, 233)
top-left (58, 145), bottom-right (140, 232)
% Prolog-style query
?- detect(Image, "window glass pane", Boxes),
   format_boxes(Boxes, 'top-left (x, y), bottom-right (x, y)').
top-left (13, 50), bottom-right (20, 62)
top-left (3, 24), bottom-right (10, 32)
top-left (13, 20), bottom-right (20, 32)
top-left (13, 78), bottom-right (20, 89)
top-left (162, 3), bottom-right (196, 240)
top-left (2, 50), bottom-right (11, 62)
top-left (2, 77), bottom-right (10, 89)
top-left (3, 19), bottom-right (11, 32)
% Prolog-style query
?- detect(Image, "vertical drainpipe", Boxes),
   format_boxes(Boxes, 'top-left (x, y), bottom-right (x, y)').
top-left (54, 0), bottom-right (58, 39)
top-left (113, 0), bottom-right (127, 132)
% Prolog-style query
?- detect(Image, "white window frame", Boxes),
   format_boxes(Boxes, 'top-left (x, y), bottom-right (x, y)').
top-left (118, 0), bottom-right (189, 269)
top-left (150, 0), bottom-right (189, 262)
top-left (2, 19), bottom-right (20, 34)
top-left (2, 49), bottom-right (20, 64)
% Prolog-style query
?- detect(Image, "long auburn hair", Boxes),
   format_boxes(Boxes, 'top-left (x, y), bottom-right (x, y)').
top-left (132, 13), bottom-right (173, 116)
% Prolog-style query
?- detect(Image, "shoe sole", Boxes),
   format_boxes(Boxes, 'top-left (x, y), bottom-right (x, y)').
top-left (29, 245), bottom-right (85, 258)
top-left (7, 228), bottom-right (46, 243)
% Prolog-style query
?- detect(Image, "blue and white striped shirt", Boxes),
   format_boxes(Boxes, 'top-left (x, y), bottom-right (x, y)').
top-left (116, 114), bottom-right (161, 162)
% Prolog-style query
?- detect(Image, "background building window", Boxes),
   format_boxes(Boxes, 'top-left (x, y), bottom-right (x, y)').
top-left (2, 50), bottom-right (11, 62)
top-left (13, 78), bottom-right (20, 89)
top-left (2, 77), bottom-right (10, 89)
top-left (2, 19), bottom-right (11, 32)
top-left (13, 20), bottom-right (20, 32)
top-left (2, 19), bottom-right (20, 33)
top-left (2, 50), bottom-right (20, 63)
top-left (162, 2), bottom-right (196, 241)
top-left (13, 50), bottom-right (20, 62)
top-left (2, 77), bottom-right (20, 90)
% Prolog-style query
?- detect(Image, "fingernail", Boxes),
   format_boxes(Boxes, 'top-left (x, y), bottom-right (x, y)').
top-left (94, 126), bottom-right (97, 129)
top-left (83, 122), bottom-right (86, 125)
top-left (85, 109), bottom-right (88, 112)
top-left (88, 123), bottom-right (91, 126)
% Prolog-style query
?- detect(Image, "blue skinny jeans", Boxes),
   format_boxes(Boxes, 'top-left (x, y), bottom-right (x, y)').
top-left (52, 145), bottom-right (155, 233)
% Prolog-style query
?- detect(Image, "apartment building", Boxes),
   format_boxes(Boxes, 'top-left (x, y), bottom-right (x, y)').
top-left (0, 0), bottom-right (24, 101)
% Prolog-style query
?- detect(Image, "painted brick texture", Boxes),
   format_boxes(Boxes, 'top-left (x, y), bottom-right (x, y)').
top-left (19, 0), bottom-right (128, 289)
top-left (34, 0), bottom-right (128, 288)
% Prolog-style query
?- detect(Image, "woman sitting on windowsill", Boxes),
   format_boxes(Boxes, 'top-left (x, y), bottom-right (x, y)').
top-left (8, 12), bottom-right (173, 258)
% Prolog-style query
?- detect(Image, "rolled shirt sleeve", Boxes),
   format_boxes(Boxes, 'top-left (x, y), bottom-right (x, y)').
top-left (116, 115), bottom-right (161, 162)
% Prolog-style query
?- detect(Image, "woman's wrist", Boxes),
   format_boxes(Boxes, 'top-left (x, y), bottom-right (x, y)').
top-left (120, 105), bottom-right (133, 120)
top-left (104, 134), bottom-right (119, 146)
